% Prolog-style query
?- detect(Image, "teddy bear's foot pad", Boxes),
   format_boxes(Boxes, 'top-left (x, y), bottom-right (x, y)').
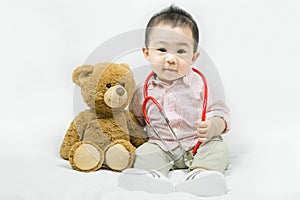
top-left (69, 141), bottom-right (104, 172)
top-left (105, 144), bottom-right (131, 171)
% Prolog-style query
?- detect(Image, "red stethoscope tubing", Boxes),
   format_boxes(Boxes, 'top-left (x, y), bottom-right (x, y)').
top-left (142, 68), bottom-right (208, 155)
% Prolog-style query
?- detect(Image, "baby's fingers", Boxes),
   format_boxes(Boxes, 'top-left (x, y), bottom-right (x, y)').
top-left (198, 120), bottom-right (209, 128)
top-left (198, 137), bottom-right (208, 143)
top-left (197, 127), bottom-right (208, 134)
top-left (197, 132), bottom-right (208, 142)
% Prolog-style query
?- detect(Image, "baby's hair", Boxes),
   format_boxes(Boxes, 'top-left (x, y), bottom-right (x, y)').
top-left (145, 4), bottom-right (199, 53)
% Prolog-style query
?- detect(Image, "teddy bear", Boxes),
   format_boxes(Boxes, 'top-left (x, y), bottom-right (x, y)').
top-left (60, 62), bottom-right (148, 172)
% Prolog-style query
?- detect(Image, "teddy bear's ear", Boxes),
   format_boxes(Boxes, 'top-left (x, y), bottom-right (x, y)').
top-left (120, 63), bottom-right (130, 70)
top-left (72, 65), bottom-right (94, 86)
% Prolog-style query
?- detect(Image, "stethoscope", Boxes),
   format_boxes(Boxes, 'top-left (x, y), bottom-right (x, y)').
top-left (142, 67), bottom-right (208, 163)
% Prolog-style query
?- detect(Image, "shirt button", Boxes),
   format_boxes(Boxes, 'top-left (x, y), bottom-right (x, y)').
top-left (173, 128), bottom-right (178, 132)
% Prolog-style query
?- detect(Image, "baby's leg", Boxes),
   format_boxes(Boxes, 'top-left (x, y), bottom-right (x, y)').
top-left (190, 136), bottom-right (229, 173)
top-left (133, 142), bottom-right (173, 176)
top-left (118, 142), bottom-right (174, 193)
top-left (175, 136), bottom-right (229, 196)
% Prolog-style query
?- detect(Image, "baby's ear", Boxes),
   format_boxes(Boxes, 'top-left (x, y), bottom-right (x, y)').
top-left (72, 65), bottom-right (94, 86)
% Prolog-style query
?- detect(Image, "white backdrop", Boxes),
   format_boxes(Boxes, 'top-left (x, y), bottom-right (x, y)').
top-left (1, 0), bottom-right (300, 199)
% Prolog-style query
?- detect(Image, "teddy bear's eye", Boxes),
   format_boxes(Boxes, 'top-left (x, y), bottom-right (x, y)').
top-left (120, 83), bottom-right (125, 87)
top-left (106, 83), bottom-right (111, 88)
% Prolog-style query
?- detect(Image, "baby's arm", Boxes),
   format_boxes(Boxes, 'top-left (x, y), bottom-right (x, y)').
top-left (128, 84), bottom-right (146, 126)
top-left (195, 82), bottom-right (230, 142)
top-left (196, 117), bottom-right (226, 142)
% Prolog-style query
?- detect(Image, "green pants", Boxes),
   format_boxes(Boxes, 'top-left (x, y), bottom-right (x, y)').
top-left (133, 136), bottom-right (229, 176)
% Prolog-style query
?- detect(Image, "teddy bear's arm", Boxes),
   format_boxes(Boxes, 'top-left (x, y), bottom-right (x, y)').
top-left (124, 111), bottom-right (148, 147)
top-left (60, 109), bottom-right (97, 160)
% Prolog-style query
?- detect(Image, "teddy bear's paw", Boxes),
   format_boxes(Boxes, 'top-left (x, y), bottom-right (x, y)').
top-left (69, 141), bottom-right (104, 172)
top-left (105, 143), bottom-right (134, 171)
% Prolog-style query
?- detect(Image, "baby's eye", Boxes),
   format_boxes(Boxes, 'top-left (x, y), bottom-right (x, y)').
top-left (177, 49), bottom-right (186, 54)
top-left (157, 48), bottom-right (167, 52)
top-left (120, 83), bottom-right (125, 87)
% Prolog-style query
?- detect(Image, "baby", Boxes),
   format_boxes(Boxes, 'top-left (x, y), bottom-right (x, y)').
top-left (118, 5), bottom-right (231, 197)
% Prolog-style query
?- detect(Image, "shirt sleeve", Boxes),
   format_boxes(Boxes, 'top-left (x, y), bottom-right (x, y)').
top-left (129, 84), bottom-right (146, 127)
top-left (205, 85), bottom-right (231, 134)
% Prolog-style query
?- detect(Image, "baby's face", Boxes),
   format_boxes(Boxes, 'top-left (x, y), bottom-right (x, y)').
top-left (143, 24), bottom-right (199, 84)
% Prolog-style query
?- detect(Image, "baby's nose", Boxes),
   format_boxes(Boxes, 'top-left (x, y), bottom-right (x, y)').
top-left (166, 53), bottom-right (176, 64)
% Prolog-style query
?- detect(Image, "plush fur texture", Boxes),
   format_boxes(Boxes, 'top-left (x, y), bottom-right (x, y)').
top-left (60, 63), bottom-right (147, 172)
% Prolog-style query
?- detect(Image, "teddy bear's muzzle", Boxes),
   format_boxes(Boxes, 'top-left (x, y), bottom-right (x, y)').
top-left (116, 87), bottom-right (125, 96)
top-left (104, 85), bottom-right (128, 108)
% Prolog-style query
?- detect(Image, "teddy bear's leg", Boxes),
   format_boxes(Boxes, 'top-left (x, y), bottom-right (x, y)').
top-left (69, 141), bottom-right (104, 172)
top-left (60, 121), bottom-right (81, 160)
top-left (104, 140), bottom-right (136, 172)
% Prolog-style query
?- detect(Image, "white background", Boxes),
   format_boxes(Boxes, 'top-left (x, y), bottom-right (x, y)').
top-left (1, 0), bottom-right (300, 199)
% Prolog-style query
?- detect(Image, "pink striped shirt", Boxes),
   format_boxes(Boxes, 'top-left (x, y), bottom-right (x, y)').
top-left (129, 68), bottom-right (230, 151)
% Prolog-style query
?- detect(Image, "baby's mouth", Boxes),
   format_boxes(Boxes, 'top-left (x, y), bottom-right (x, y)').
top-left (163, 68), bottom-right (177, 72)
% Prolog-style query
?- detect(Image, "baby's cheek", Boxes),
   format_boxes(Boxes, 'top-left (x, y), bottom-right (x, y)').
top-left (178, 69), bottom-right (189, 78)
top-left (178, 62), bottom-right (191, 75)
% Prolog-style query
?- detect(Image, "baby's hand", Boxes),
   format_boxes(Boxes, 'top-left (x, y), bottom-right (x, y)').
top-left (196, 117), bottom-right (226, 143)
top-left (196, 120), bottom-right (214, 143)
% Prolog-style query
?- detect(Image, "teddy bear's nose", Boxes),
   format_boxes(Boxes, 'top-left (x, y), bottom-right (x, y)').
top-left (116, 87), bottom-right (125, 96)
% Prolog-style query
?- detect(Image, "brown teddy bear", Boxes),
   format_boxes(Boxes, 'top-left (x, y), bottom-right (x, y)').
top-left (60, 62), bottom-right (147, 172)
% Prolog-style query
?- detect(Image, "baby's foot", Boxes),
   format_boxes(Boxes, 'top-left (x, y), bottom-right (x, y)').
top-left (175, 169), bottom-right (228, 196)
top-left (118, 168), bottom-right (174, 194)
